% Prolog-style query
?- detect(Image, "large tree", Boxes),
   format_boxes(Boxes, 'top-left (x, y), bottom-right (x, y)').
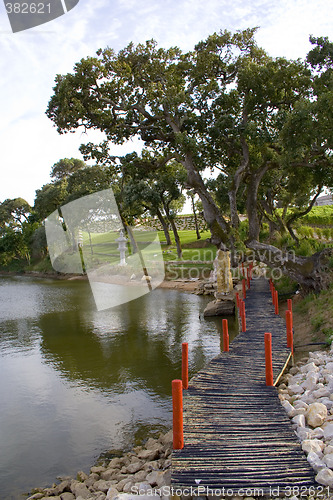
top-left (46, 30), bottom-right (333, 291)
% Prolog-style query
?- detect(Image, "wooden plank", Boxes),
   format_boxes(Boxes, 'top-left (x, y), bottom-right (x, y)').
top-left (171, 277), bottom-right (317, 491)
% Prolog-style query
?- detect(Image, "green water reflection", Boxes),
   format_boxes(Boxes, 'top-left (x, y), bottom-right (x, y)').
top-left (0, 276), bottom-right (238, 499)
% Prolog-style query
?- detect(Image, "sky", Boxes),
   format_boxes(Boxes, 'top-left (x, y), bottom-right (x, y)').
top-left (1, 0), bottom-right (333, 208)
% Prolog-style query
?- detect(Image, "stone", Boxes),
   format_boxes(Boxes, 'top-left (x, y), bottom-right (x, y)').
top-left (323, 423), bottom-right (333, 439)
top-left (94, 480), bottom-right (115, 493)
top-left (281, 400), bottom-right (296, 417)
top-left (302, 439), bottom-right (325, 456)
top-left (306, 451), bottom-right (326, 472)
top-left (292, 414), bottom-right (306, 427)
top-left (301, 373), bottom-right (319, 391)
top-left (125, 462), bottom-right (143, 474)
top-left (70, 480), bottom-right (92, 499)
top-left (77, 471), bottom-right (89, 482)
top-left (91, 466), bottom-right (106, 475)
top-left (313, 387), bottom-right (331, 399)
top-left (137, 449), bottom-right (159, 461)
top-left (324, 453), bottom-right (333, 468)
top-left (296, 427), bottom-right (311, 440)
top-left (146, 470), bottom-right (165, 487)
top-left (318, 397), bottom-right (333, 410)
top-left (288, 384), bottom-right (304, 395)
top-left (203, 298), bottom-right (235, 317)
top-left (309, 427), bottom-right (325, 439)
top-left (293, 401), bottom-right (309, 410)
top-left (315, 467), bottom-right (333, 486)
top-left (106, 487), bottom-right (120, 500)
top-left (306, 403), bottom-right (328, 428)
top-left (300, 362), bottom-right (319, 373)
top-left (159, 430), bottom-right (172, 446)
top-left (134, 470), bottom-right (147, 482)
top-left (60, 495), bottom-right (75, 500)
top-left (123, 482), bottom-right (134, 494)
top-left (324, 445), bottom-right (333, 455)
top-left (101, 470), bottom-right (119, 481)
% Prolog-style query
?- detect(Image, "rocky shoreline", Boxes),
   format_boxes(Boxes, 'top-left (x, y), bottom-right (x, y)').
top-left (278, 345), bottom-right (333, 487)
top-left (26, 345), bottom-right (333, 500)
top-left (26, 430), bottom-right (173, 500)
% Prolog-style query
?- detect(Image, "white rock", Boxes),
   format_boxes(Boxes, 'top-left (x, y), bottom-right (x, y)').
top-left (281, 400), bottom-right (296, 417)
top-left (307, 451), bottom-right (326, 472)
top-left (306, 403), bottom-right (328, 428)
top-left (318, 398), bottom-right (333, 410)
top-left (301, 373), bottom-right (319, 391)
top-left (293, 401), bottom-right (309, 410)
top-left (313, 387), bottom-right (331, 399)
top-left (324, 445), bottom-right (333, 455)
top-left (294, 408), bottom-right (307, 416)
top-left (292, 414), bottom-right (306, 427)
top-left (309, 427), bottom-right (325, 439)
top-left (296, 427), bottom-right (311, 440)
top-left (288, 384), bottom-right (304, 395)
top-left (323, 423), bottom-right (333, 440)
top-left (300, 362), bottom-right (319, 373)
top-left (325, 362), bottom-right (333, 371)
top-left (302, 439), bottom-right (324, 456)
top-left (315, 467), bottom-right (333, 486)
top-left (106, 487), bottom-right (121, 500)
top-left (324, 453), bottom-right (333, 468)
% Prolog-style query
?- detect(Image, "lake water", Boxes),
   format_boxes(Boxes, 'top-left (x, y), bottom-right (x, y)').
top-left (0, 276), bottom-right (238, 499)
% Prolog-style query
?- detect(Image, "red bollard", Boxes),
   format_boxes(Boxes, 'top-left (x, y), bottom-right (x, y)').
top-left (242, 278), bottom-right (246, 300)
top-left (236, 292), bottom-right (240, 309)
top-left (287, 299), bottom-right (293, 314)
top-left (274, 290), bottom-right (279, 315)
top-left (223, 319), bottom-right (229, 352)
top-left (172, 380), bottom-right (184, 449)
top-left (241, 300), bottom-right (246, 332)
top-left (265, 333), bottom-right (273, 386)
top-left (182, 343), bottom-right (188, 390)
top-left (247, 268), bottom-right (250, 289)
top-left (286, 310), bottom-right (292, 349)
top-left (241, 262), bottom-right (245, 276)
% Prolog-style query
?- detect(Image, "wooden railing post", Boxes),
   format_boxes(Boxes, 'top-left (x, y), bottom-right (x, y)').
top-left (182, 342), bottom-right (189, 390)
top-left (236, 292), bottom-right (240, 309)
top-left (242, 278), bottom-right (246, 300)
top-left (265, 333), bottom-right (273, 386)
top-left (274, 290), bottom-right (279, 315)
top-left (172, 380), bottom-right (184, 449)
top-left (240, 300), bottom-right (246, 332)
top-left (223, 319), bottom-right (229, 352)
top-left (286, 310), bottom-right (292, 349)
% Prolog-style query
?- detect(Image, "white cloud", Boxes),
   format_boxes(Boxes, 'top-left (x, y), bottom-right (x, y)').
top-left (1, 0), bottom-right (333, 205)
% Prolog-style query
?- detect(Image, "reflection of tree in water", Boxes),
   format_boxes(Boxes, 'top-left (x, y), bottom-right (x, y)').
top-left (38, 290), bottom-right (221, 397)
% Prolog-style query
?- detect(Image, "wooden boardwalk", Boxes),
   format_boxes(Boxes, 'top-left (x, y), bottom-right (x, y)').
top-left (171, 277), bottom-right (316, 495)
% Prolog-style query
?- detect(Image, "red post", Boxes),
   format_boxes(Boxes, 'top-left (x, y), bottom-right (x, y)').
top-left (223, 319), bottom-right (229, 352)
top-left (236, 292), bottom-right (240, 309)
top-left (182, 343), bottom-right (188, 390)
top-left (265, 333), bottom-right (273, 386)
top-left (242, 278), bottom-right (246, 299)
top-left (286, 310), bottom-right (292, 349)
top-left (241, 300), bottom-right (246, 332)
top-left (274, 290), bottom-right (279, 314)
top-left (172, 380), bottom-right (184, 449)
top-left (287, 299), bottom-right (293, 313)
top-left (241, 262), bottom-right (245, 276)
top-left (247, 268), bottom-right (250, 289)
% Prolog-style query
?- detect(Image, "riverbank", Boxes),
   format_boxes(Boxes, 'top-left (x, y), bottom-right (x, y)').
top-left (26, 430), bottom-right (173, 500)
top-left (0, 270), bottom-right (201, 293)
top-left (25, 346), bottom-right (333, 499)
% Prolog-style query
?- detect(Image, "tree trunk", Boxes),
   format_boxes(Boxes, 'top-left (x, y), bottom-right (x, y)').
top-left (191, 195), bottom-right (201, 240)
top-left (246, 240), bottom-right (333, 293)
top-left (182, 153), bottom-right (232, 249)
top-left (155, 208), bottom-right (172, 245)
top-left (163, 202), bottom-right (182, 259)
top-left (246, 165), bottom-right (270, 242)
